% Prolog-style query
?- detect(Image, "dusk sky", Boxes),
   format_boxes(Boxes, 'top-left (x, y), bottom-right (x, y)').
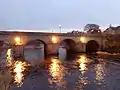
top-left (0, 0), bottom-right (120, 32)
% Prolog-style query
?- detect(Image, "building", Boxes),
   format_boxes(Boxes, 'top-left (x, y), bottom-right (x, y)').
top-left (104, 25), bottom-right (120, 34)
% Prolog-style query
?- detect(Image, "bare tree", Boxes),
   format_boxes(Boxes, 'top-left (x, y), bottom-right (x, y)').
top-left (84, 24), bottom-right (101, 34)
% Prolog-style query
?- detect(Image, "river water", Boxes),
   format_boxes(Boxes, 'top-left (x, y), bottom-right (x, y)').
top-left (1, 47), bottom-right (120, 90)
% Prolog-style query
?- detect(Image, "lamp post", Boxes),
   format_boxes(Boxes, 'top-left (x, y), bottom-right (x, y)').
top-left (59, 25), bottom-right (62, 33)
top-left (52, 29), bottom-right (53, 33)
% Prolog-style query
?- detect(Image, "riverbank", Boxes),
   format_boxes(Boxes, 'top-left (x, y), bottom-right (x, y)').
top-left (96, 51), bottom-right (120, 56)
top-left (102, 48), bottom-right (120, 53)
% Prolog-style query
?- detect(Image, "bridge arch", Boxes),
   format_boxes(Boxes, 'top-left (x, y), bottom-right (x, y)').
top-left (24, 39), bottom-right (47, 56)
top-left (25, 39), bottom-right (46, 46)
top-left (86, 40), bottom-right (99, 53)
top-left (59, 39), bottom-right (76, 53)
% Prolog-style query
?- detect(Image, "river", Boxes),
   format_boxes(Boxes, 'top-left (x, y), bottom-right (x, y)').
top-left (1, 47), bottom-right (120, 90)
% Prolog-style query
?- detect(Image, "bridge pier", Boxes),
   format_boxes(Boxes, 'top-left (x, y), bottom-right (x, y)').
top-left (46, 43), bottom-right (59, 55)
top-left (13, 45), bottom-right (24, 60)
top-left (46, 43), bottom-right (86, 55)
top-left (75, 43), bottom-right (86, 53)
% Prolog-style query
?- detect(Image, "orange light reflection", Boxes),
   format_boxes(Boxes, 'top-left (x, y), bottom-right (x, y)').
top-left (77, 55), bottom-right (88, 73)
top-left (95, 59), bottom-right (106, 85)
top-left (6, 48), bottom-right (12, 67)
top-left (48, 58), bottom-right (66, 88)
top-left (13, 61), bottom-right (27, 87)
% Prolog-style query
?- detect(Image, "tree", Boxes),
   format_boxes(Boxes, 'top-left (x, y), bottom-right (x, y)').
top-left (84, 24), bottom-right (101, 34)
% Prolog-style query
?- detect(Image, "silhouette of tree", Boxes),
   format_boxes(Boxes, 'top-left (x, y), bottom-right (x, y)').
top-left (84, 24), bottom-right (101, 34)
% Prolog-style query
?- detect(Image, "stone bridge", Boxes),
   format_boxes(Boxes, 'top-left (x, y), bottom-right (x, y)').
top-left (0, 31), bottom-right (106, 55)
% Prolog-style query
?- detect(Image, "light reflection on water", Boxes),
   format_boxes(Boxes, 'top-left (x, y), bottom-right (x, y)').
top-left (75, 55), bottom-right (89, 90)
top-left (13, 61), bottom-right (29, 87)
top-left (48, 57), bottom-right (66, 89)
top-left (77, 55), bottom-right (88, 73)
top-left (0, 47), bottom-right (119, 90)
top-left (95, 59), bottom-right (106, 85)
top-left (6, 48), bottom-right (13, 67)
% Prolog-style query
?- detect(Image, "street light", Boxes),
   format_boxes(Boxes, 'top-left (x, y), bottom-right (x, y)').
top-left (59, 25), bottom-right (62, 33)
top-left (51, 35), bottom-right (58, 44)
top-left (15, 36), bottom-right (22, 45)
top-left (80, 37), bottom-right (87, 43)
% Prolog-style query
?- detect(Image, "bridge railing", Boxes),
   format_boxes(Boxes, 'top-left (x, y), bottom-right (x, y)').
top-left (0, 31), bottom-right (104, 37)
